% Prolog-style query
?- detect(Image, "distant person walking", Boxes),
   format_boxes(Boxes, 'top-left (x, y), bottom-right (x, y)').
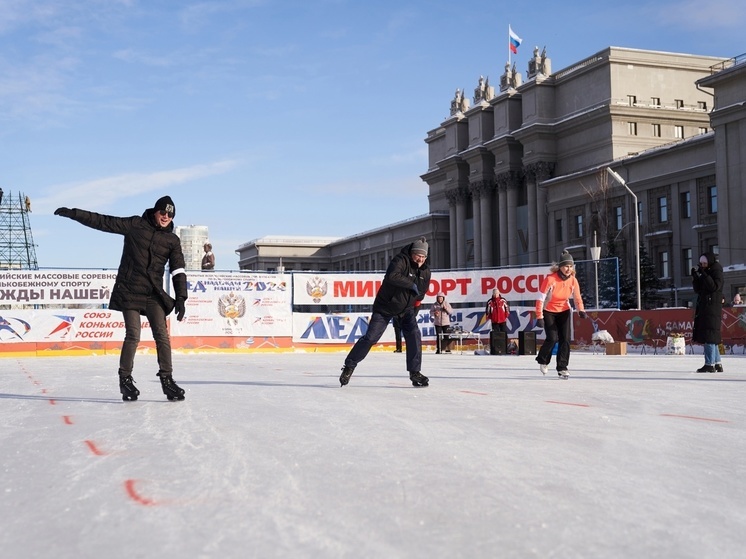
top-left (692, 252), bottom-right (724, 373)
top-left (201, 242), bottom-right (215, 271)
top-left (339, 237), bottom-right (431, 387)
top-left (535, 251), bottom-right (587, 379)
top-left (54, 196), bottom-right (189, 401)
top-left (486, 288), bottom-right (510, 333)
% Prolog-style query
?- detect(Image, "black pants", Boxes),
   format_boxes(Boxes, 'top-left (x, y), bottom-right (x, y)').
top-left (536, 309), bottom-right (572, 370)
top-left (434, 325), bottom-right (451, 352)
top-left (491, 322), bottom-right (508, 333)
top-left (392, 316), bottom-right (403, 351)
top-left (119, 297), bottom-right (173, 376)
top-left (345, 308), bottom-right (422, 373)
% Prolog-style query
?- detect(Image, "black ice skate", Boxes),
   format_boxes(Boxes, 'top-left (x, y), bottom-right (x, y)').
top-left (409, 371), bottom-right (429, 387)
top-left (119, 375), bottom-right (140, 401)
top-left (557, 369), bottom-right (569, 379)
top-left (158, 372), bottom-right (186, 401)
top-left (340, 366), bottom-right (354, 386)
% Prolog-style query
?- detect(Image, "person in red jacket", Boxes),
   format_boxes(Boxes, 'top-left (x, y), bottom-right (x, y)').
top-left (485, 288), bottom-right (510, 333)
top-left (535, 251), bottom-right (586, 379)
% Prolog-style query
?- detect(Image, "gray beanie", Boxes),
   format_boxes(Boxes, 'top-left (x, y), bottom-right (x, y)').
top-left (411, 237), bottom-right (429, 256)
top-left (558, 251), bottom-right (574, 266)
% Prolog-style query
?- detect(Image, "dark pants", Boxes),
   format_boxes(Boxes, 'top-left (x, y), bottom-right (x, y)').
top-left (434, 325), bottom-right (451, 352)
top-left (536, 309), bottom-right (572, 371)
top-left (392, 316), bottom-right (403, 352)
top-left (345, 309), bottom-right (422, 373)
top-left (491, 322), bottom-right (508, 333)
top-left (119, 296), bottom-right (173, 376)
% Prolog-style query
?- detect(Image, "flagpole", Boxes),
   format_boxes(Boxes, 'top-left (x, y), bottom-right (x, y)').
top-left (508, 25), bottom-right (511, 67)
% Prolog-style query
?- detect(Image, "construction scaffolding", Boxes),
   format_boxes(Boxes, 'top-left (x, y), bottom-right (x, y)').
top-left (0, 190), bottom-right (39, 270)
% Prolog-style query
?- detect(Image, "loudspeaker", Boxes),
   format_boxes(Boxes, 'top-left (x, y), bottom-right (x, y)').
top-left (490, 331), bottom-right (507, 355)
top-left (519, 331), bottom-right (537, 355)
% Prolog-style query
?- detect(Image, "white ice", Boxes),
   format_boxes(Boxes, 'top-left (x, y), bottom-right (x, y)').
top-left (2, 348), bottom-right (745, 559)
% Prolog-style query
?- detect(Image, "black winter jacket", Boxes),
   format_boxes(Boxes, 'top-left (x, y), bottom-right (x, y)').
top-left (372, 242), bottom-right (431, 317)
top-left (64, 208), bottom-right (188, 315)
top-left (692, 252), bottom-right (723, 344)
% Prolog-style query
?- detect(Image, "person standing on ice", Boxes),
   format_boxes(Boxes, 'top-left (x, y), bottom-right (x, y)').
top-left (691, 251), bottom-right (724, 373)
top-left (535, 251), bottom-right (587, 379)
top-left (54, 196), bottom-right (189, 401)
top-left (339, 237), bottom-right (431, 387)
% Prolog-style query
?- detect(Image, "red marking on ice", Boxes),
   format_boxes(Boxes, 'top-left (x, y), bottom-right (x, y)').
top-left (41, 388), bottom-right (48, 394)
top-left (48, 399), bottom-right (56, 405)
top-left (460, 390), bottom-right (489, 396)
top-left (124, 479), bottom-right (158, 506)
top-left (660, 413), bottom-right (729, 423)
top-left (546, 400), bottom-right (590, 408)
top-left (62, 415), bottom-right (74, 425)
top-left (84, 440), bottom-right (107, 456)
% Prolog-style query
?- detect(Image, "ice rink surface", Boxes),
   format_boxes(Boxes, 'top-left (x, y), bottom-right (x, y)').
top-left (2, 348), bottom-right (745, 559)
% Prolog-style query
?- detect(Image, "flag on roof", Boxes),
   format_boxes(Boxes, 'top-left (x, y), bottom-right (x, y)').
top-left (509, 25), bottom-right (522, 54)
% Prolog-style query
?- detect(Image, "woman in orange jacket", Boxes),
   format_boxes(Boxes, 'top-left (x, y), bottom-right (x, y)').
top-left (535, 251), bottom-right (587, 378)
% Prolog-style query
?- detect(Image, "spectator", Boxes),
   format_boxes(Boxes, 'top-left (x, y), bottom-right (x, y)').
top-left (201, 242), bottom-right (215, 271)
top-left (430, 292), bottom-right (454, 354)
top-left (692, 252), bottom-right (724, 373)
top-left (485, 288), bottom-right (510, 333)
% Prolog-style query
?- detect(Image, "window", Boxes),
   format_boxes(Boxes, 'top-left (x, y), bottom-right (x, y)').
top-left (697, 101), bottom-right (707, 110)
top-left (638, 201), bottom-right (643, 225)
top-left (699, 127), bottom-right (708, 135)
top-left (574, 215), bottom-right (584, 238)
top-left (614, 206), bottom-right (623, 231)
top-left (674, 125), bottom-right (684, 139)
top-left (680, 192), bottom-right (691, 218)
top-left (628, 122), bottom-right (638, 135)
top-left (651, 97), bottom-right (660, 107)
top-left (675, 99), bottom-right (684, 109)
top-left (658, 196), bottom-right (668, 223)
top-left (555, 218), bottom-right (564, 242)
top-left (628, 95), bottom-right (636, 106)
top-left (652, 123), bottom-right (661, 137)
top-left (682, 248), bottom-right (692, 275)
top-left (659, 251), bottom-right (670, 279)
top-left (708, 185), bottom-right (717, 214)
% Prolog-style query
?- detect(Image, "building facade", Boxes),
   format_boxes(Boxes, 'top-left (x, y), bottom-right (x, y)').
top-left (175, 225), bottom-right (209, 271)
top-left (236, 46), bottom-right (746, 306)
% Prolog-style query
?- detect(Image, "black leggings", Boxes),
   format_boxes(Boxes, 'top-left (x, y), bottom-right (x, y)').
top-left (536, 310), bottom-right (572, 370)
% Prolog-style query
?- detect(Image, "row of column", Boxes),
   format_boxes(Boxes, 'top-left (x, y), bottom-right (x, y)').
top-left (445, 162), bottom-right (555, 269)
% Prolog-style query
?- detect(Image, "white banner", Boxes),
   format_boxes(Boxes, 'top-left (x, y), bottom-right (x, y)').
top-left (291, 307), bottom-right (541, 343)
top-left (293, 267), bottom-right (549, 306)
top-left (170, 272), bottom-right (293, 337)
top-left (0, 270), bottom-right (117, 305)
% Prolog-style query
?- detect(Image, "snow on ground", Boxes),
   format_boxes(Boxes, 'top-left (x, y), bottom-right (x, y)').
top-left (2, 349), bottom-right (746, 559)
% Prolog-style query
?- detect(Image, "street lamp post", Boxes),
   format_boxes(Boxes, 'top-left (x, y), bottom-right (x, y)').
top-left (591, 231), bottom-right (601, 310)
top-left (606, 167), bottom-right (641, 310)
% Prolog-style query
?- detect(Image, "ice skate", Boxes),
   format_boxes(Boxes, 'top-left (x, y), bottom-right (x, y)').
top-left (715, 363), bottom-right (724, 372)
top-left (696, 365), bottom-right (716, 373)
top-left (158, 372), bottom-right (186, 401)
top-left (340, 366), bottom-right (354, 386)
top-left (409, 371), bottom-right (429, 387)
top-left (119, 375), bottom-right (140, 401)
top-left (539, 364), bottom-right (548, 375)
top-left (558, 369), bottom-right (569, 379)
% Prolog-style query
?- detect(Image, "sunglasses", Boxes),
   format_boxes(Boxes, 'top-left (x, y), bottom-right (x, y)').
top-left (157, 209), bottom-right (174, 218)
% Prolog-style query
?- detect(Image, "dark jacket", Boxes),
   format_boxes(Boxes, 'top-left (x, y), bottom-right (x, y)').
top-left (372, 242), bottom-right (431, 317)
top-left (64, 208), bottom-right (188, 315)
top-left (692, 252), bottom-right (723, 344)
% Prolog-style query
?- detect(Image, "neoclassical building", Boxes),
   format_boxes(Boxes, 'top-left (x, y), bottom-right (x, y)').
top-left (237, 46), bottom-right (746, 305)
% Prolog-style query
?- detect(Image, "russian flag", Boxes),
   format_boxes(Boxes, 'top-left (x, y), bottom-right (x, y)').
top-left (509, 25), bottom-right (522, 54)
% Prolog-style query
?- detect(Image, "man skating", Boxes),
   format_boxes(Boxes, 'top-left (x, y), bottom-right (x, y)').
top-left (340, 237), bottom-right (431, 387)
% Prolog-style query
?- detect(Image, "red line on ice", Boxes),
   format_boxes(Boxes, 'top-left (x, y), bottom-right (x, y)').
top-left (546, 400), bottom-right (590, 407)
top-left (84, 440), bottom-right (107, 456)
top-left (48, 399), bottom-right (56, 405)
top-left (460, 390), bottom-right (489, 396)
top-left (62, 415), bottom-right (74, 425)
top-left (124, 479), bottom-right (158, 506)
top-left (660, 413), bottom-right (729, 423)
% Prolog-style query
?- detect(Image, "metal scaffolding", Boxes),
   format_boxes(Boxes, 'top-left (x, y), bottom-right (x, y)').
top-left (0, 190), bottom-right (39, 270)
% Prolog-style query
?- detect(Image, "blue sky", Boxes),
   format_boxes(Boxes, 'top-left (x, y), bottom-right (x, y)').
top-left (2, 0), bottom-right (744, 270)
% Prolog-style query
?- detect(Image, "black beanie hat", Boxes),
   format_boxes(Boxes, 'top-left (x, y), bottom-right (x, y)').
top-left (154, 196), bottom-right (175, 218)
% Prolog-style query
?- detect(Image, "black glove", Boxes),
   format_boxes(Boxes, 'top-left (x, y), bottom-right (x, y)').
top-left (54, 207), bottom-right (74, 218)
top-left (536, 318), bottom-right (545, 329)
top-left (691, 267), bottom-right (698, 277)
top-left (175, 298), bottom-right (186, 321)
top-left (410, 283), bottom-right (419, 295)
top-left (578, 311), bottom-right (587, 319)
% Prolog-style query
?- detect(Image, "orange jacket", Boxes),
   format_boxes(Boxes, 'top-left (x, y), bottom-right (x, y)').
top-left (535, 271), bottom-right (585, 319)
